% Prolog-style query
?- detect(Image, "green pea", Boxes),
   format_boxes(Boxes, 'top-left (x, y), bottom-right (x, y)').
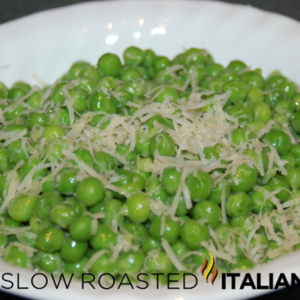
top-left (145, 177), bottom-right (168, 203)
top-left (90, 224), bottom-right (117, 250)
top-left (278, 80), bottom-right (296, 99)
top-left (280, 152), bottom-right (296, 169)
top-left (193, 200), bottom-right (222, 228)
top-left (269, 176), bottom-right (290, 202)
top-left (186, 170), bottom-right (213, 202)
top-left (246, 87), bottom-right (264, 103)
top-left (187, 64), bottom-right (207, 85)
top-left (94, 151), bottom-right (119, 174)
top-left (231, 259), bottom-right (255, 271)
top-left (149, 132), bottom-right (176, 157)
top-left (97, 53), bottom-right (122, 77)
top-left (262, 129), bottom-right (291, 155)
top-left (241, 70), bottom-right (265, 89)
top-left (144, 49), bottom-right (156, 67)
top-left (150, 215), bottom-right (181, 245)
top-left (144, 250), bottom-right (173, 273)
top-left (293, 93), bottom-right (300, 112)
top-left (27, 112), bottom-right (50, 129)
top-left (181, 219), bottom-right (210, 250)
top-left (67, 88), bottom-right (88, 112)
top-left (121, 67), bottom-right (142, 82)
top-left (4, 245), bottom-right (33, 269)
top-left (0, 147), bottom-right (9, 173)
top-left (8, 194), bottom-right (37, 222)
top-left (153, 56), bottom-right (172, 73)
top-left (125, 193), bottom-right (150, 223)
top-left (67, 61), bottom-right (90, 80)
top-left (144, 115), bottom-right (173, 130)
top-left (75, 177), bottom-right (105, 207)
top-left (253, 102), bottom-right (271, 124)
top-left (118, 250), bottom-right (145, 275)
top-left (44, 139), bottom-right (68, 162)
top-left (250, 185), bottom-right (275, 214)
top-left (78, 65), bottom-right (101, 81)
top-left (161, 167), bottom-right (182, 195)
top-left (223, 80), bottom-right (248, 103)
top-left (272, 113), bottom-right (289, 126)
top-left (274, 99), bottom-right (294, 117)
top-left (226, 192), bottom-right (252, 217)
top-left (228, 102), bottom-right (254, 125)
top-left (168, 194), bottom-right (190, 216)
top-left (72, 149), bottom-right (94, 168)
top-left (5, 125), bottom-right (30, 137)
top-left (182, 48), bottom-right (211, 67)
top-left (69, 215), bottom-right (95, 242)
top-left (291, 144), bottom-right (300, 168)
top-left (61, 237), bottom-right (88, 263)
top-left (50, 203), bottom-right (76, 229)
top-left (124, 46), bottom-right (145, 67)
top-left (264, 88), bottom-right (286, 108)
top-left (209, 179), bottom-right (231, 205)
top-left (64, 256), bottom-right (89, 274)
top-left (7, 140), bottom-right (28, 164)
top-left (121, 223), bottom-right (148, 245)
top-left (35, 225), bottom-right (65, 253)
top-left (89, 91), bottom-right (117, 114)
top-left (115, 144), bottom-right (138, 163)
top-left (49, 82), bottom-right (67, 105)
top-left (54, 167), bottom-right (79, 195)
top-left (124, 80), bottom-right (146, 98)
top-left (36, 251), bottom-right (63, 273)
top-left (220, 71), bottom-right (239, 82)
top-left (142, 236), bottom-right (162, 253)
top-left (89, 251), bottom-right (117, 275)
top-left (42, 124), bottom-right (65, 143)
top-left (34, 191), bottom-right (63, 219)
top-left (284, 167), bottom-right (300, 190)
top-left (0, 82), bottom-right (9, 99)
top-left (102, 199), bottom-right (124, 225)
top-left (76, 78), bottom-right (98, 95)
top-left (227, 60), bottom-right (247, 73)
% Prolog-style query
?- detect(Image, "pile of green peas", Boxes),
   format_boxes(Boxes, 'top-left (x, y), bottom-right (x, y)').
top-left (1, 46), bottom-right (300, 284)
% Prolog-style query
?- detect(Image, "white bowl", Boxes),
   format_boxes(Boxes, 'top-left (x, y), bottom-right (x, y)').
top-left (1, 1), bottom-right (300, 300)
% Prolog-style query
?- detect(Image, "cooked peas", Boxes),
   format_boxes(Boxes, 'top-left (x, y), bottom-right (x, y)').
top-left (2, 46), bottom-right (300, 282)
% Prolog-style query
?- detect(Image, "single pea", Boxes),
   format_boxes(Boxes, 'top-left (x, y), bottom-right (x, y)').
top-left (280, 152), bottom-right (296, 169)
top-left (284, 167), bottom-right (300, 190)
top-left (123, 46), bottom-right (145, 66)
top-left (50, 203), bottom-right (76, 229)
top-left (161, 167), bottom-right (182, 195)
top-left (223, 80), bottom-right (248, 103)
top-left (264, 88), bottom-right (286, 109)
top-left (49, 82), bottom-right (68, 105)
top-left (8, 85), bottom-right (28, 100)
top-left (278, 80), bottom-right (296, 99)
top-left (118, 250), bottom-right (145, 275)
top-left (0, 147), bottom-right (9, 173)
top-left (60, 237), bottom-right (88, 263)
top-left (253, 102), bottom-right (271, 124)
top-left (202, 77), bottom-right (224, 93)
top-left (269, 176), bottom-right (290, 202)
top-left (67, 61), bottom-right (90, 80)
top-left (78, 65), bottom-right (101, 81)
top-left (42, 124), bottom-right (65, 143)
top-left (220, 70), bottom-right (239, 82)
top-left (125, 193), bottom-right (150, 223)
top-left (229, 163), bottom-right (257, 193)
top-left (250, 185), bottom-right (275, 214)
top-left (7, 140), bottom-right (28, 164)
top-left (153, 56), bottom-right (172, 73)
top-left (36, 251), bottom-right (63, 273)
top-left (121, 67), bottom-right (142, 82)
top-left (4, 104), bottom-right (25, 121)
top-left (262, 129), bottom-right (291, 155)
top-left (101, 199), bottom-right (124, 225)
top-left (226, 192), bottom-right (252, 217)
top-left (94, 151), bottom-right (119, 174)
top-left (186, 64), bottom-right (207, 85)
top-left (76, 78), bottom-right (98, 95)
top-left (144, 49), bottom-right (156, 67)
top-left (207, 63), bottom-right (225, 77)
top-left (144, 250), bottom-right (173, 273)
top-left (146, 176), bottom-right (168, 204)
top-left (291, 111), bottom-right (300, 134)
top-left (89, 91), bottom-right (117, 114)
top-left (35, 225), bottom-right (65, 253)
top-left (44, 139), bottom-right (68, 162)
top-left (230, 215), bottom-right (256, 236)
top-left (72, 149), bottom-right (94, 168)
top-left (75, 177), bottom-right (105, 207)
top-left (54, 167), bottom-right (79, 195)
top-left (168, 194), bottom-right (190, 216)
top-left (150, 215), bottom-right (181, 245)
top-left (3, 245), bottom-right (33, 269)
top-left (272, 113), bottom-right (289, 126)
top-left (0, 82), bottom-right (9, 99)
top-left (193, 200), bottom-right (222, 228)
top-left (64, 256), bottom-right (89, 274)
top-left (274, 99), bottom-right (294, 117)
top-left (186, 170), bottom-right (213, 202)
top-left (181, 219), bottom-right (210, 250)
top-left (227, 60), bottom-right (247, 73)
top-left (247, 87), bottom-right (264, 103)
top-left (154, 87), bottom-right (179, 104)
top-left (293, 93), bottom-right (300, 112)
top-left (142, 236), bottom-right (162, 253)
top-left (69, 215), bottom-right (95, 242)
top-left (8, 194), bottom-right (37, 222)
top-left (121, 223), bottom-right (148, 245)
top-left (90, 224), bottom-right (117, 250)
top-left (209, 179), bottom-right (231, 205)
top-left (68, 88), bottom-right (88, 112)
top-left (27, 111), bottom-right (50, 129)
top-left (149, 132), bottom-right (176, 157)
top-left (291, 144), bottom-right (300, 168)
top-left (124, 80), bottom-right (146, 98)
top-left (182, 48), bottom-right (211, 67)
top-left (228, 102), bottom-right (254, 125)
top-left (241, 70), bottom-right (265, 89)
top-left (5, 125), bottom-right (30, 137)
top-left (89, 251), bottom-right (118, 275)
top-left (115, 144), bottom-right (138, 163)
top-left (34, 191), bottom-right (63, 219)
top-left (97, 53), bottom-right (122, 77)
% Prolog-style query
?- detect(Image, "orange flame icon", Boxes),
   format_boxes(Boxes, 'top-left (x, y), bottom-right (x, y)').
top-left (201, 252), bottom-right (218, 285)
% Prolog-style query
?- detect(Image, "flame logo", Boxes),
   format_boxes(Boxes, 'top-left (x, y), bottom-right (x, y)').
top-left (201, 252), bottom-right (218, 285)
